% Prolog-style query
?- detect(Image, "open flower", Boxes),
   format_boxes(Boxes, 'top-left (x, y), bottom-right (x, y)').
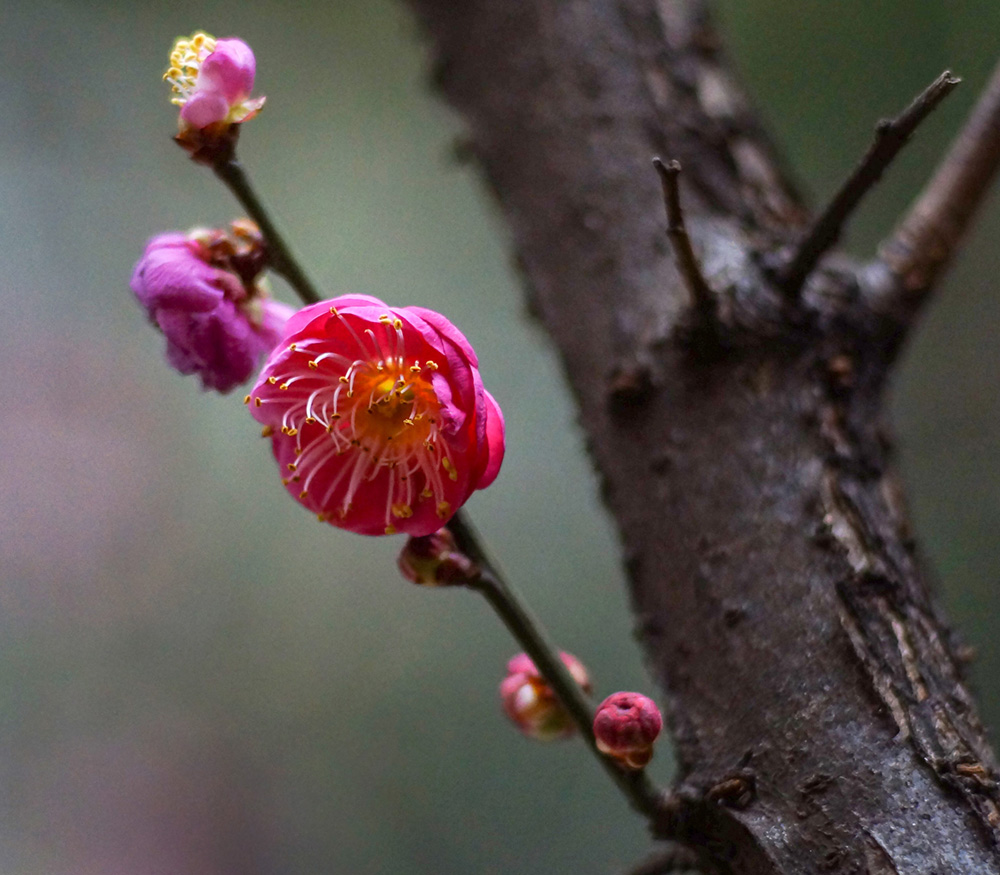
top-left (164, 32), bottom-right (265, 130)
top-left (500, 652), bottom-right (591, 741)
top-left (246, 295), bottom-right (505, 536)
top-left (131, 221), bottom-right (292, 393)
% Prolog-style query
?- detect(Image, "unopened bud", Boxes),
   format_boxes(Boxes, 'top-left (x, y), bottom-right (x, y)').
top-left (593, 692), bottom-right (663, 770)
top-left (397, 528), bottom-right (478, 586)
top-left (500, 651), bottom-right (591, 741)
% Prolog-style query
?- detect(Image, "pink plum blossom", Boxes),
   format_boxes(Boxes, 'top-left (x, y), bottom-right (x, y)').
top-left (247, 295), bottom-right (505, 536)
top-left (593, 692), bottom-right (663, 770)
top-left (164, 32), bottom-right (265, 131)
top-left (499, 652), bottom-right (591, 741)
top-left (131, 221), bottom-right (292, 393)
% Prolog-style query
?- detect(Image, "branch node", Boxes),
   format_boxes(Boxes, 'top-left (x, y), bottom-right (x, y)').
top-left (778, 70), bottom-right (961, 298)
top-left (652, 157), bottom-right (719, 340)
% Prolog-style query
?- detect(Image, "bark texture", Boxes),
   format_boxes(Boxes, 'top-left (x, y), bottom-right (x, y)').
top-left (405, 1), bottom-right (1000, 871)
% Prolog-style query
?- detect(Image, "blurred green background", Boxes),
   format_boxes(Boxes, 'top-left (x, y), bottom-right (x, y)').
top-left (1, 1), bottom-right (997, 873)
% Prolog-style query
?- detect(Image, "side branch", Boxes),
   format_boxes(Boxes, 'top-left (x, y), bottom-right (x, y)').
top-left (652, 158), bottom-right (717, 337)
top-left (778, 70), bottom-right (960, 296)
top-left (876, 58), bottom-right (1000, 310)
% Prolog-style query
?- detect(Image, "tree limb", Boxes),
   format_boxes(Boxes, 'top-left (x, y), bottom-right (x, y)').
top-left (405, 0), bottom-right (1000, 870)
top-left (875, 58), bottom-right (1000, 316)
top-left (777, 70), bottom-right (960, 296)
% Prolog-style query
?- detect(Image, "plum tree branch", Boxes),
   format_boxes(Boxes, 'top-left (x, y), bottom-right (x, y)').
top-left (404, 0), bottom-right (1000, 870)
top-left (777, 70), bottom-right (960, 296)
top-left (875, 58), bottom-right (1000, 316)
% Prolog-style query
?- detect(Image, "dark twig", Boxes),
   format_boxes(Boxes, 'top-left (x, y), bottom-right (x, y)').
top-left (876, 59), bottom-right (1000, 310)
top-left (778, 70), bottom-right (961, 297)
top-left (653, 158), bottom-right (717, 330)
top-left (213, 158), bottom-right (323, 305)
top-left (447, 510), bottom-right (672, 825)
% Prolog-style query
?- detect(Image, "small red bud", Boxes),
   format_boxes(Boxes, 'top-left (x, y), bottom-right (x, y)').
top-left (593, 692), bottom-right (663, 770)
top-left (499, 651), bottom-right (591, 741)
top-left (397, 528), bottom-right (479, 586)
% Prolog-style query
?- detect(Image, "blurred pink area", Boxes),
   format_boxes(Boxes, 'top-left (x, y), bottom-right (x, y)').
top-left (0, 326), bottom-right (181, 628)
top-left (17, 715), bottom-right (271, 875)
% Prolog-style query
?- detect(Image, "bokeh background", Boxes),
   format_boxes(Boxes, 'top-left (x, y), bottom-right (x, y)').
top-left (2, 2), bottom-right (998, 873)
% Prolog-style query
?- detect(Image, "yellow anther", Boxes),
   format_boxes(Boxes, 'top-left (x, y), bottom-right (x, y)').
top-left (287, 428), bottom-right (298, 436)
top-left (420, 487), bottom-right (433, 498)
top-left (304, 417), bottom-right (316, 424)
top-left (403, 418), bottom-right (415, 426)
top-left (261, 425), bottom-right (274, 438)
top-left (279, 383), bottom-right (289, 390)
top-left (254, 398), bottom-right (262, 407)
top-left (282, 477), bottom-right (291, 486)
top-left (379, 314), bottom-right (392, 324)
top-left (409, 364), bottom-right (421, 373)
top-left (391, 504), bottom-right (414, 519)
top-left (442, 458), bottom-right (458, 481)
top-left (385, 525), bottom-right (397, 535)
top-left (339, 376), bottom-right (350, 384)
top-left (287, 462), bottom-right (297, 471)
top-left (299, 490), bottom-right (308, 499)
top-left (329, 307), bottom-right (339, 315)
top-left (426, 360), bottom-right (439, 370)
top-left (393, 318), bottom-right (403, 330)
top-left (308, 360), bottom-right (318, 370)
top-left (294, 447), bottom-right (303, 456)
top-left (243, 394), bottom-right (251, 404)
top-left (436, 501), bottom-right (451, 519)
top-left (268, 376), bottom-right (277, 384)
top-left (289, 343), bottom-right (297, 351)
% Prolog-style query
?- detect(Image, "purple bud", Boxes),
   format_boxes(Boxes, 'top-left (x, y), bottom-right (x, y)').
top-left (131, 222), bottom-right (292, 394)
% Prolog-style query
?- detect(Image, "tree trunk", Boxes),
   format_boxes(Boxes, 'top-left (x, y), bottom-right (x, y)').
top-left (405, 1), bottom-right (1000, 871)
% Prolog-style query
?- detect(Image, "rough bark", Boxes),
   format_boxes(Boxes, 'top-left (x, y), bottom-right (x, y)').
top-left (405, 1), bottom-right (1000, 871)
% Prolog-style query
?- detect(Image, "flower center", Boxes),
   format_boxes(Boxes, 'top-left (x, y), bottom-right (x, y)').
top-left (248, 310), bottom-right (460, 533)
top-left (163, 32), bottom-right (217, 105)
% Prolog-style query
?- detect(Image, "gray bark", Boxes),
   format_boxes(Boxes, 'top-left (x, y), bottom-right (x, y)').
top-left (405, 1), bottom-right (1000, 871)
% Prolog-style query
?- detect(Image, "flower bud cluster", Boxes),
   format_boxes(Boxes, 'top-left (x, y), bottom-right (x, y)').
top-left (131, 221), bottom-right (292, 393)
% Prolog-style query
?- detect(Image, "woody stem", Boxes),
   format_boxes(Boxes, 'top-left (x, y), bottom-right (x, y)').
top-left (213, 155), bottom-right (323, 306)
top-left (449, 510), bottom-right (669, 823)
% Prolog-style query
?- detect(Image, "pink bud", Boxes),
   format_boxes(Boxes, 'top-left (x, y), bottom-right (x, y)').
top-left (247, 296), bottom-right (505, 537)
top-left (500, 652), bottom-right (591, 741)
top-left (397, 528), bottom-right (479, 586)
top-left (164, 32), bottom-right (267, 163)
top-left (165, 32), bottom-right (265, 130)
top-left (593, 692), bottom-right (663, 770)
top-left (131, 221), bottom-right (292, 393)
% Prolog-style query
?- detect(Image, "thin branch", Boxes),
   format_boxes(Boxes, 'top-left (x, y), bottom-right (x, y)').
top-left (778, 70), bottom-right (961, 296)
top-left (876, 58), bottom-right (1000, 310)
top-left (213, 157), bottom-right (323, 305)
top-left (652, 158), bottom-right (717, 330)
top-left (447, 510), bottom-right (672, 825)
